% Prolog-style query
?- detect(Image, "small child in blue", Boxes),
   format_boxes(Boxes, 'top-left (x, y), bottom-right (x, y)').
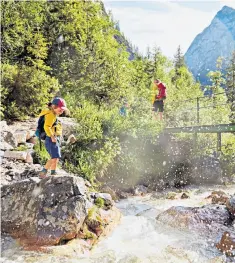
top-left (39, 98), bottom-right (67, 179)
top-left (119, 100), bottom-right (129, 117)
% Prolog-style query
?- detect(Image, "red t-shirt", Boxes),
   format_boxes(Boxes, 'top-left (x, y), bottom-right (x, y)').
top-left (156, 82), bottom-right (166, 100)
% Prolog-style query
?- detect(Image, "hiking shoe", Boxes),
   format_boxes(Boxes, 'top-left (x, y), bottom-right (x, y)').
top-left (39, 169), bottom-right (48, 179)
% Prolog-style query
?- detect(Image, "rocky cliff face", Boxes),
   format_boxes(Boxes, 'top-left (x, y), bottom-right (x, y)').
top-left (185, 6), bottom-right (235, 85)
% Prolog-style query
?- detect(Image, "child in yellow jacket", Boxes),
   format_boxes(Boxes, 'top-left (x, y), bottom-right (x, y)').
top-left (39, 97), bottom-right (67, 179)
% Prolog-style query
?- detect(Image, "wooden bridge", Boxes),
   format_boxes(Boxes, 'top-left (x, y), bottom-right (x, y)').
top-left (164, 90), bottom-right (235, 152)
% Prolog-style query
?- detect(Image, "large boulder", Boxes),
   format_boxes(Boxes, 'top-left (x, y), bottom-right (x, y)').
top-left (0, 159), bottom-right (41, 185)
top-left (59, 117), bottom-right (77, 139)
top-left (1, 175), bottom-right (88, 247)
top-left (156, 205), bottom-right (231, 236)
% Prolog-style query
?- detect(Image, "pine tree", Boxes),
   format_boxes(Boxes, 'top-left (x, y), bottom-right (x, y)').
top-left (226, 51), bottom-right (235, 123)
top-left (174, 45), bottom-right (185, 69)
top-left (172, 45), bottom-right (186, 86)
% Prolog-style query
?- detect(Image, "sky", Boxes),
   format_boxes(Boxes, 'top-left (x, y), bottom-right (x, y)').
top-left (103, 0), bottom-right (235, 58)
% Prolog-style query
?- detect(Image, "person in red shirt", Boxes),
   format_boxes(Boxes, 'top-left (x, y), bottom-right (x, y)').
top-left (152, 79), bottom-right (166, 121)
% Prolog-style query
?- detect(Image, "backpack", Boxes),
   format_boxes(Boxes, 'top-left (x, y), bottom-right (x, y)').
top-left (35, 113), bottom-right (58, 149)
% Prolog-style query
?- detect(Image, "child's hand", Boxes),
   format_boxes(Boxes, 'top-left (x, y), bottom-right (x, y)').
top-left (51, 136), bottom-right (57, 143)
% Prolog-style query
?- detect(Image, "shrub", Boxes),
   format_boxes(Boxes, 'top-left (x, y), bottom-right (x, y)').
top-left (94, 197), bottom-right (105, 208)
top-left (1, 63), bottom-right (60, 120)
top-left (33, 140), bottom-right (50, 165)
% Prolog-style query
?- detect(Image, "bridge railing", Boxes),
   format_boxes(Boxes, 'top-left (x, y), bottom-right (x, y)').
top-left (166, 89), bottom-right (234, 127)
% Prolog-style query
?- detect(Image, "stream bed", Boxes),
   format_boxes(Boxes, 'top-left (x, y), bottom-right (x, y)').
top-left (1, 185), bottom-right (235, 263)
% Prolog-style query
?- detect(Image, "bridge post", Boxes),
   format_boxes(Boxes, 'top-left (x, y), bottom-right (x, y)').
top-left (193, 132), bottom-right (197, 150)
top-left (196, 97), bottom-right (200, 124)
top-left (217, 132), bottom-right (221, 152)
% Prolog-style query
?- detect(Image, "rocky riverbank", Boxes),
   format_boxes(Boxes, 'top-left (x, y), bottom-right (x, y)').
top-left (0, 119), bottom-right (121, 254)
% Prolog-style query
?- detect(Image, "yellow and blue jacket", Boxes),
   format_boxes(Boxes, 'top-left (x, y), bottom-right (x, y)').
top-left (39, 109), bottom-right (62, 137)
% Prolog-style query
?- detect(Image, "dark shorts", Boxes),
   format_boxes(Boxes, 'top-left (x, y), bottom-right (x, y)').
top-left (153, 100), bottom-right (164, 112)
top-left (45, 136), bottom-right (61, 159)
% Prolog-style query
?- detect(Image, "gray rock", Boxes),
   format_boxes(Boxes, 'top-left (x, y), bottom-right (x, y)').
top-left (0, 121), bottom-right (8, 131)
top-left (95, 192), bottom-right (112, 201)
top-left (134, 185), bottom-right (148, 196)
top-left (59, 117), bottom-right (77, 139)
top-left (4, 151), bottom-right (27, 161)
top-left (14, 130), bottom-right (27, 145)
top-left (1, 175), bottom-right (88, 247)
top-left (2, 131), bottom-right (17, 148)
top-left (157, 204), bottom-right (231, 239)
top-left (226, 195), bottom-right (235, 218)
top-left (0, 141), bottom-right (14, 151)
top-left (66, 134), bottom-right (77, 145)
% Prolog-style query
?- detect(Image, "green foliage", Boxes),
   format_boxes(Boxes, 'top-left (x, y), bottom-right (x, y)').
top-left (166, 66), bottom-right (203, 127)
top-left (204, 57), bottom-right (231, 125)
top-left (1, 63), bottom-right (60, 120)
top-left (33, 140), bottom-right (50, 165)
top-left (13, 145), bottom-right (28, 151)
top-left (226, 51), bottom-right (235, 123)
top-left (173, 45), bottom-right (185, 82)
top-left (94, 197), bottom-right (105, 208)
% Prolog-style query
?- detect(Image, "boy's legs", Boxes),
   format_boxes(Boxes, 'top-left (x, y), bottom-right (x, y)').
top-left (152, 101), bottom-right (159, 120)
top-left (51, 158), bottom-right (59, 175)
top-left (39, 137), bottom-right (61, 178)
top-left (45, 159), bottom-right (52, 170)
top-left (158, 100), bottom-right (164, 121)
top-left (39, 159), bottom-right (52, 179)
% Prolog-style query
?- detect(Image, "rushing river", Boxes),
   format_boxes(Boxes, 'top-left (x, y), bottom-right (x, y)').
top-left (1, 185), bottom-right (235, 263)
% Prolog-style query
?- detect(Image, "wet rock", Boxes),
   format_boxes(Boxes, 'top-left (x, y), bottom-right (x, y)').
top-left (92, 193), bottom-right (114, 210)
top-left (216, 231), bottom-right (235, 256)
top-left (226, 195), bottom-right (235, 220)
top-left (156, 205), bottom-right (231, 236)
top-left (133, 185), bottom-right (148, 196)
top-left (166, 192), bottom-right (177, 200)
top-left (181, 193), bottom-right (189, 199)
top-left (99, 185), bottom-right (117, 200)
top-left (206, 190), bottom-right (229, 205)
top-left (116, 191), bottom-right (130, 199)
top-left (1, 175), bottom-right (88, 247)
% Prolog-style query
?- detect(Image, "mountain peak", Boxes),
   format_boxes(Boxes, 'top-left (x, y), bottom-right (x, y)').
top-left (185, 5), bottom-right (235, 85)
top-left (216, 5), bottom-right (235, 18)
top-left (221, 5), bottom-right (234, 12)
